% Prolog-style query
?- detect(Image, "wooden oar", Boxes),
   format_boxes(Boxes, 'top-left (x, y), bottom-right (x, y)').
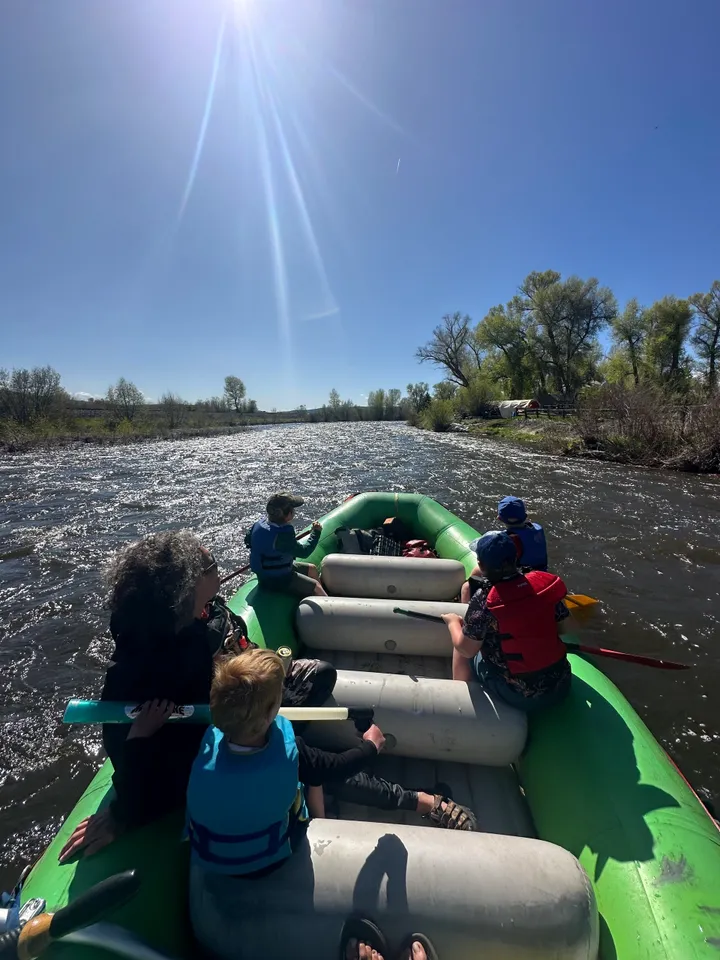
top-left (392, 607), bottom-right (690, 671)
top-left (62, 700), bottom-right (348, 725)
top-left (219, 528), bottom-right (314, 585)
top-left (1, 871), bottom-right (139, 959)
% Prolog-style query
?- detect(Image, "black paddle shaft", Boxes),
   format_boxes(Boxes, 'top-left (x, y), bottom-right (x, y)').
top-left (49, 870), bottom-right (140, 939)
top-left (393, 607), bottom-right (444, 623)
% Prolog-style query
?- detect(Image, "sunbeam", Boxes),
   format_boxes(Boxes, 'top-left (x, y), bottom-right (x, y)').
top-left (177, 13), bottom-right (226, 224)
top-left (256, 36), bottom-right (339, 321)
top-left (243, 22), bottom-right (293, 375)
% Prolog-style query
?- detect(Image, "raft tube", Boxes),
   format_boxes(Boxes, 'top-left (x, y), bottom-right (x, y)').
top-left (296, 596), bottom-right (466, 655)
top-left (320, 554), bottom-right (466, 600)
top-left (304, 668), bottom-right (527, 766)
top-left (190, 820), bottom-right (599, 960)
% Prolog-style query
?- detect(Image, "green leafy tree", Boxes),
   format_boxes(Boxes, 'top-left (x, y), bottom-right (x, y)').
top-left (246, 399), bottom-right (258, 414)
top-left (519, 271), bottom-right (617, 394)
top-left (644, 296), bottom-right (693, 388)
top-left (107, 377), bottom-right (145, 423)
top-left (416, 312), bottom-right (474, 387)
top-left (433, 381), bottom-right (457, 401)
top-left (475, 303), bottom-right (534, 397)
top-left (405, 382), bottom-right (431, 413)
top-left (223, 376), bottom-right (247, 412)
top-left (385, 388), bottom-right (402, 420)
top-left (611, 299), bottom-right (649, 386)
top-left (367, 389), bottom-right (386, 420)
top-left (597, 348), bottom-right (635, 386)
top-left (689, 281), bottom-right (720, 393)
top-left (328, 388), bottom-right (342, 420)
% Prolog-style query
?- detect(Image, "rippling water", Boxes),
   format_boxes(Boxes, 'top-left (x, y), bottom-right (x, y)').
top-left (1, 422), bottom-right (719, 887)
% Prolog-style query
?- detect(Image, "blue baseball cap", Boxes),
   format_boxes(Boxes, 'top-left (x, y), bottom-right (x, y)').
top-left (498, 496), bottom-right (527, 525)
top-left (472, 532), bottom-right (518, 570)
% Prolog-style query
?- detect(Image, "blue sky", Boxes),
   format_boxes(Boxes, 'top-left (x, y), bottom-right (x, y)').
top-left (1, 0), bottom-right (719, 410)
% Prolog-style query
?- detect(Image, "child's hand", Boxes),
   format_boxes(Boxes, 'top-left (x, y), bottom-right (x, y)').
top-left (442, 613), bottom-right (464, 627)
top-left (312, 522), bottom-right (322, 534)
top-left (363, 724), bottom-right (386, 753)
top-left (127, 699), bottom-right (175, 739)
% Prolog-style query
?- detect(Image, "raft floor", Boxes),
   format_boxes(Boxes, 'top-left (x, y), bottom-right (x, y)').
top-left (305, 646), bottom-right (536, 839)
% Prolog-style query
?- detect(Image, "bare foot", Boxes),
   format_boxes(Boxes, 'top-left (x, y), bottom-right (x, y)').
top-left (345, 939), bottom-right (384, 960)
top-left (408, 943), bottom-right (427, 960)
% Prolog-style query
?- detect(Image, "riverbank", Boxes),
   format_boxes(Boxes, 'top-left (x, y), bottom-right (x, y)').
top-left (458, 416), bottom-right (720, 474)
top-left (0, 423), bottom-right (258, 454)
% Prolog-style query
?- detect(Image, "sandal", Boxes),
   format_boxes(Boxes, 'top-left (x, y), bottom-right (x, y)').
top-left (339, 917), bottom-right (389, 960)
top-left (426, 795), bottom-right (478, 831)
top-left (398, 933), bottom-right (439, 960)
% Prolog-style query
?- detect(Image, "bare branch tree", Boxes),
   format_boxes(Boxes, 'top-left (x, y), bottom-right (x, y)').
top-left (416, 313), bottom-right (474, 387)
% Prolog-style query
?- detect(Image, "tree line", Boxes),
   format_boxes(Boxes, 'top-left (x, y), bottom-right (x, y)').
top-left (0, 370), bottom-right (260, 436)
top-left (310, 385), bottom-right (433, 423)
top-left (415, 273), bottom-right (720, 405)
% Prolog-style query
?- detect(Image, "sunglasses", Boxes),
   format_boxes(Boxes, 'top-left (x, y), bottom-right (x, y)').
top-left (202, 551), bottom-right (218, 575)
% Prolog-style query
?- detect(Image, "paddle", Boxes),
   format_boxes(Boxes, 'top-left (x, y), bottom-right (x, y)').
top-left (565, 593), bottom-right (598, 610)
top-left (0, 872), bottom-right (140, 959)
top-left (219, 528), bottom-right (315, 585)
top-left (63, 700), bottom-right (349, 725)
top-left (392, 607), bottom-right (690, 671)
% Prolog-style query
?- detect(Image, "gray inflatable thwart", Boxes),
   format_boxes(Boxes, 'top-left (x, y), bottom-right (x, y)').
top-left (320, 554), bottom-right (466, 600)
top-left (303, 669), bottom-right (528, 766)
top-left (190, 820), bottom-right (599, 960)
top-left (297, 596), bottom-right (467, 656)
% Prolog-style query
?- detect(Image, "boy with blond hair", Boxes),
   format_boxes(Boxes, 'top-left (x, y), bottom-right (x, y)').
top-left (186, 649), bottom-right (386, 877)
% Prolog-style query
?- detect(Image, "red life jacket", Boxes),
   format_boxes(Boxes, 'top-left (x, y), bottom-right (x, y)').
top-left (485, 571), bottom-right (568, 675)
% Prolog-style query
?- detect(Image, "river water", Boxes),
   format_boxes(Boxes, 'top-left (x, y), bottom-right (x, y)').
top-left (1, 422), bottom-right (719, 888)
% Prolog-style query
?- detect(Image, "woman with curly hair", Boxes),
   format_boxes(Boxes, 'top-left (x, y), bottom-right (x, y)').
top-left (59, 531), bottom-right (337, 862)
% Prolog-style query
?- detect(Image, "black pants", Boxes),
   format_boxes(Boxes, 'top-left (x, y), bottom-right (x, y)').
top-left (326, 771), bottom-right (418, 812)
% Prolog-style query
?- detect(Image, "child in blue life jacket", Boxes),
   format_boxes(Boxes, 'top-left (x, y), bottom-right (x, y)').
top-left (461, 496), bottom-right (548, 603)
top-left (186, 649), bottom-right (388, 879)
top-left (445, 532), bottom-right (570, 713)
top-left (244, 492), bottom-right (327, 598)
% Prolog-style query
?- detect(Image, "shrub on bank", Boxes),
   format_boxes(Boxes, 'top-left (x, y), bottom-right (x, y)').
top-left (421, 398), bottom-right (455, 432)
top-left (575, 384), bottom-right (720, 471)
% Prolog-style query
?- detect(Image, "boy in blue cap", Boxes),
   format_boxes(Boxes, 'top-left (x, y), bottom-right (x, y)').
top-left (496, 495), bottom-right (548, 572)
top-left (460, 496), bottom-right (548, 603)
top-left (444, 532), bottom-right (571, 712)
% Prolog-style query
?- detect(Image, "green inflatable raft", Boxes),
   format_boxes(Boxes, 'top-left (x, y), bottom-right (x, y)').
top-left (18, 493), bottom-right (720, 959)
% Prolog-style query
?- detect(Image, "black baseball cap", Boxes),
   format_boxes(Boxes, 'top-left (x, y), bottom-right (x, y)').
top-left (267, 492), bottom-right (305, 515)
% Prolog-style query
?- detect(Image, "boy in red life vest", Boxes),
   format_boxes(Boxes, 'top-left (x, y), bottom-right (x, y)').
top-left (444, 532), bottom-right (571, 713)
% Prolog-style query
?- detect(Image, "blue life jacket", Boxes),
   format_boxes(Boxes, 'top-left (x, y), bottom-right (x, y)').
top-left (186, 716), bottom-right (305, 875)
top-left (508, 522), bottom-right (548, 571)
top-left (249, 518), bottom-right (294, 578)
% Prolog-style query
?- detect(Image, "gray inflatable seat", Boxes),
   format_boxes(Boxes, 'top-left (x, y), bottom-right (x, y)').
top-left (297, 596), bottom-right (467, 657)
top-left (320, 554), bottom-right (466, 600)
top-left (301, 668), bottom-right (528, 766)
top-left (190, 820), bottom-right (599, 960)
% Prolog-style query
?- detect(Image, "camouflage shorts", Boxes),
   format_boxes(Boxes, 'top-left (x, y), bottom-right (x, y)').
top-left (282, 658), bottom-right (324, 707)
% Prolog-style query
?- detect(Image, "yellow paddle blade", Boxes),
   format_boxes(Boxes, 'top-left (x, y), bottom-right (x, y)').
top-left (566, 594), bottom-right (599, 608)
top-left (565, 594), bottom-right (600, 621)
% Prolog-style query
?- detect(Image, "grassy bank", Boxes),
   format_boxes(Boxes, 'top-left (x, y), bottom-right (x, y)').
top-left (449, 404), bottom-right (720, 474)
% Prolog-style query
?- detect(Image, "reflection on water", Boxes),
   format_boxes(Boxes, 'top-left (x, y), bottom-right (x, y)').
top-left (1, 422), bottom-right (719, 884)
